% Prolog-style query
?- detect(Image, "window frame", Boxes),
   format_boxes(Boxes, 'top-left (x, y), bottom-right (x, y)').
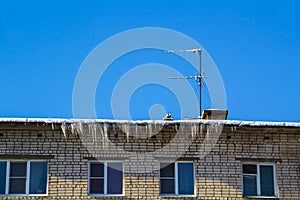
top-left (159, 161), bottom-right (195, 197)
top-left (242, 162), bottom-right (278, 198)
top-left (0, 160), bottom-right (48, 196)
top-left (88, 161), bottom-right (124, 196)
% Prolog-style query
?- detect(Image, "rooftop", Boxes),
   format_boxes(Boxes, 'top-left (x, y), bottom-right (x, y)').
top-left (0, 118), bottom-right (299, 128)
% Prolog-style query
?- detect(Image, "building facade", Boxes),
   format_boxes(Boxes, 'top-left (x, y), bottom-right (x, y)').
top-left (0, 119), bottom-right (299, 199)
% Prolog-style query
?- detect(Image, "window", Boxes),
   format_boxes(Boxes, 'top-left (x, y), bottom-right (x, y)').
top-left (0, 161), bottom-right (48, 195)
top-left (242, 163), bottom-right (277, 197)
top-left (159, 162), bottom-right (194, 196)
top-left (89, 161), bottom-right (123, 195)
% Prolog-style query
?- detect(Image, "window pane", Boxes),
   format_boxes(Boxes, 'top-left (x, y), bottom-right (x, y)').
top-left (90, 163), bottom-right (104, 177)
top-left (243, 175), bottom-right (257, 196)
top-left (29, 162), bottom-right (47, 194)
top-left (243, 164), bottom-right (257, 174)
top-left (0, 162), bottom-right (6, 194)
top-left (178, 163), bottom-right (194, 195)
top-left (160, 179), bottom-right (175, 194)
top-left (260, 165), bottom-right (275, 196)
top-left (10, 162), bottom-right (26, 177)
top-left (9, 178), bottom-right (26, 194)
top-left (90, 179), bottom-right (104, 194)
top-left (107, 162), bottom-right (123, 194)
top-left (160, 163), bottom-right (174, 177)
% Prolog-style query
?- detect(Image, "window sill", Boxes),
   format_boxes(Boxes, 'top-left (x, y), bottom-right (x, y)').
top-left (89, 194), bottom-right (125, 197)
top-left (160, 194), bottom-right (196, 198)
top-left (243, 196), bottom-right (278, 199)
top-left (0, 194), bottom-right (48, 197)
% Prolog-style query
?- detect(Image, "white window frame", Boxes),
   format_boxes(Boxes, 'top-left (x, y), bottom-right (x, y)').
top-left (88, 161), bottom-right (124, 196)
top-left (242, 163), bottom-right (278, 198)
top-left (159, 161), bottom-right (195, 197)
top-left (0, 160), bottom-right (48, 196)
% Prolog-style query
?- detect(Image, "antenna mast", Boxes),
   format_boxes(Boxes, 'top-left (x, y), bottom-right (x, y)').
top-left (165, 48), bottom-right (204, 118)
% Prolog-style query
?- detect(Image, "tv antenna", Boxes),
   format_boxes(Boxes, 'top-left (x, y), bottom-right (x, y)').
top-left (165, 48), bottom-right (204, 118)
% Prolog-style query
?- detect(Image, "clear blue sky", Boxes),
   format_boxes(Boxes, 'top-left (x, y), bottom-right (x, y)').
top-left (0, 0), bottom-right (299, 122)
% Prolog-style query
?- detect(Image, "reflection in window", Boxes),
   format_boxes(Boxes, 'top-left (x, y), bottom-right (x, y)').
top-left (29, 162), bottom-right (48, 194)
top-left (0, 161), bottom-right (48, 195)
top-left (89, 162), bottom-right (123, 195)
top-left (159, 162), bottom-right (194, 196)
top-left (242, 163), bottom-right (276, 197)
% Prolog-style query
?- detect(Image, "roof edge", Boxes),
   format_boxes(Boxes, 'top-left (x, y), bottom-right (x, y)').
top-left (0, 118), bottom-right (299, 128)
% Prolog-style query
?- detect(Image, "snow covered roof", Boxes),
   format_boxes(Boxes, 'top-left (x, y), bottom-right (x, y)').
top-left (0, 118), bottom-right (299, 128)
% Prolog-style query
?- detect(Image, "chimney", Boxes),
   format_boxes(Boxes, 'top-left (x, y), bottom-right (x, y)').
top-left (201, 109), bottom-right (228, 120)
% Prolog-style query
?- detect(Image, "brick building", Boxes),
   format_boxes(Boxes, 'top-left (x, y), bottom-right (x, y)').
top-left (0, 118), bottom-right (299, 199)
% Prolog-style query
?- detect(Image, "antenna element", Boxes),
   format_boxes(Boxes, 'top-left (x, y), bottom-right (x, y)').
top-left (165, 48), bottom-right (204, 118)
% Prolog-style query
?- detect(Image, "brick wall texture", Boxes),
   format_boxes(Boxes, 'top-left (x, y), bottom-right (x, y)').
top-left (0, 121), bottom-right (299, 199)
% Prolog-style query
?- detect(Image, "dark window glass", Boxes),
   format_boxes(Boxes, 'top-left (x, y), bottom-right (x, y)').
top-left (10, 162), bottom-right (26, 177)
top-left (90, 163), bottom-right (104, 177)
top-left (260, 166), bottom-right (274, 196)
top-left (160, 163), bottom-right (174, 177)
top-left (9, 178), bottom-right (26, 194)
top-left (0, 162), bottom-right (6, 194)
top-left (9, 162), bottom-right (27, 194)
top-left (243, 175), bottom-right (257, 196)
top-left (243, 164), bottom-right (257, 174)
top-left (107, 162), bottom-right (123, 194)
top-left (160, 162), bottom-right (175, 194)
top-left (160, 179), bottom-right (175, 194)
top-left (178, 163), bottom-right (194, 195)
top-left (29, 162), bottom-right (47, 194)
top-left (90, 179), bottom-right (104, 194)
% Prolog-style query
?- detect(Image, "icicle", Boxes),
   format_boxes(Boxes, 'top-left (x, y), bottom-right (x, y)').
top-left (112, 123), bottom-right (116, 134)
top-left (103, 123), bottom-right (108, 135)
top-left (87, 124), bottom-right (94, 143)
top-left (94, 123), bottom-right (98, 142)
top-left (148, 124), bottom-right (152, 138)
top-left (112, 123), bottom-right (117, 142)
top-left (126, 123), bottom-right (130, 134)
top-left (123, 123), bottom-right (130, 142)
top-left (154, 123), bottom-right (163, 135)
top-left (200, 124), bottom-right (203, 135)
top-left (191, 124), bottom-right (197, 139)
top-left (135, 124), bottom-right (138, 139)
top-left (70, 124), bottom-right (75, 135)
top-left (61, 122), bottom-right (67, 138)
top-left (148, 123), bottom-right (152, 134)
top-left (103, 123), bottom-right (108, 147)
top-left (207, 123), bottom-right (223, 136)
top-left (90, 123), bottom-right (97, 143)
top-left (92, 123), bottom-right (95, 143)
top-left (51, 123), bottom-right (55, 130)
top-left (145, 124), bottom-right (148, 139)
top-left (78, 122), bottom-right (84, 135)
top-left (98, 124), bottom-right (102, 148)
top-left (207, 124), bottom-right (211, 134)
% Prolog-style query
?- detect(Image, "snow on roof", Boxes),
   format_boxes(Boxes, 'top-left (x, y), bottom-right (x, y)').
top-left (0, 118), bottom-right (299, 127)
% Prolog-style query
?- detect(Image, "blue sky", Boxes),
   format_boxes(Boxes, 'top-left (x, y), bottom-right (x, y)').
top-left (0, 1), bottom-right (299, 122)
